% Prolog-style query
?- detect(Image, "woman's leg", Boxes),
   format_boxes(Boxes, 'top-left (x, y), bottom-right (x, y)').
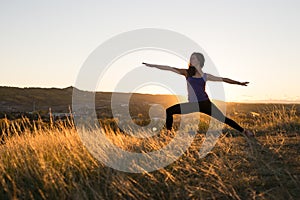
top-left (199, 100), bottom-right (244, 133)
top-left (165, 102), bottom-right (200, 130)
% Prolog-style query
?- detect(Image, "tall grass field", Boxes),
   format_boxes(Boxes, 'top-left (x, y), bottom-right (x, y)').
top-left (0, 104), bottom-right (299, 199)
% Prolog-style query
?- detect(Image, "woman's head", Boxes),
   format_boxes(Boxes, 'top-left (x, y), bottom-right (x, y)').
top-left (187, 52), bottom-right (205, 77)
top-left (189, 52), bottom-right (205, 68)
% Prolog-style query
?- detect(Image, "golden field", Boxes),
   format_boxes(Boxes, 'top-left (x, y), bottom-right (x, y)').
top-left (0, 104), bottom-right (299, 200)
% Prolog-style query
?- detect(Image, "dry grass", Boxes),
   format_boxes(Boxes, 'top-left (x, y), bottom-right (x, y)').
top-left (0, 105), bottom-right (300, 199)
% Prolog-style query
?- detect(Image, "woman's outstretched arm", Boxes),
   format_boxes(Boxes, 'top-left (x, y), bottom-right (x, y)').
top-left (206, 73), bottom-right (249, 86)
top-left (142, 62), bottom-right (187, 77)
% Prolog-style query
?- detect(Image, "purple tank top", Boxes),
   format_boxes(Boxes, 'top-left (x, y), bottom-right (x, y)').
top-left (186, 73), bottom-right (209, 102)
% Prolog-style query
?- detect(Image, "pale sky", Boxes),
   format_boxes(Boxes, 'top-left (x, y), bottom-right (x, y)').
top-left (1, 0), bottom-right (299, 103)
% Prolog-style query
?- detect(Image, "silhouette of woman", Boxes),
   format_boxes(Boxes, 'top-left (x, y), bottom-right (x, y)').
top-left (142, 52), bottom-right (254, 137)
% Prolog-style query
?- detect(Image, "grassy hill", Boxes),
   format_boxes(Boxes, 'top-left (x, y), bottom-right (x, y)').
top-left (0, 86), bottom-right (179, 119)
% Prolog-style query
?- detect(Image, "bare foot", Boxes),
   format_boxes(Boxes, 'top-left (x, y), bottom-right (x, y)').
top-left (166, 129), bottom-right (175, 136)
top-left (242, 129), bottom-right (255, 138)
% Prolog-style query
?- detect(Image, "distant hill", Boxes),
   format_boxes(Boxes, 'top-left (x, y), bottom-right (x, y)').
top-left (1, 86), bottom-right (299, 120)
top-left (0, 86), bottom-right (74, 113)
top-left (0, 86), bottom-right (179, 114)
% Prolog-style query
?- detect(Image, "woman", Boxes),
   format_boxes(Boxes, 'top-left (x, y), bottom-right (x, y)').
top-left (142, 52), bottom-right (254, 137)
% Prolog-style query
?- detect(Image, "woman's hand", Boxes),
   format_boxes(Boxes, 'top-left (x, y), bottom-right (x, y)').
top-left (219, 77), bottom-right (250, 86)
top-left (239, 81), bottom-right (249, 86)
top-left (142, 62), bottom-right (154, 67)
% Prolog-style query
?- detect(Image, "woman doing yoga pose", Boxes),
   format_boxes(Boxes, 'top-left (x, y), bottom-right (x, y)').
top-left (142, 52), bottom-right (254, 137)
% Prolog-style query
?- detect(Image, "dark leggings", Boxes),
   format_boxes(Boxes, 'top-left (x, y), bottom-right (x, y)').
top-left (165, 99), bottom-right (244, 132)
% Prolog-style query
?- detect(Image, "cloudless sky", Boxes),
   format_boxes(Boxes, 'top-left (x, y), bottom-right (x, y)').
top-left (0, 0), bottom-right (299, 102)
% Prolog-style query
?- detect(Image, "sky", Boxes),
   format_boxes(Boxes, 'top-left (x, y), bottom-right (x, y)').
top-left (0, 0), bottom-right (299, 103)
